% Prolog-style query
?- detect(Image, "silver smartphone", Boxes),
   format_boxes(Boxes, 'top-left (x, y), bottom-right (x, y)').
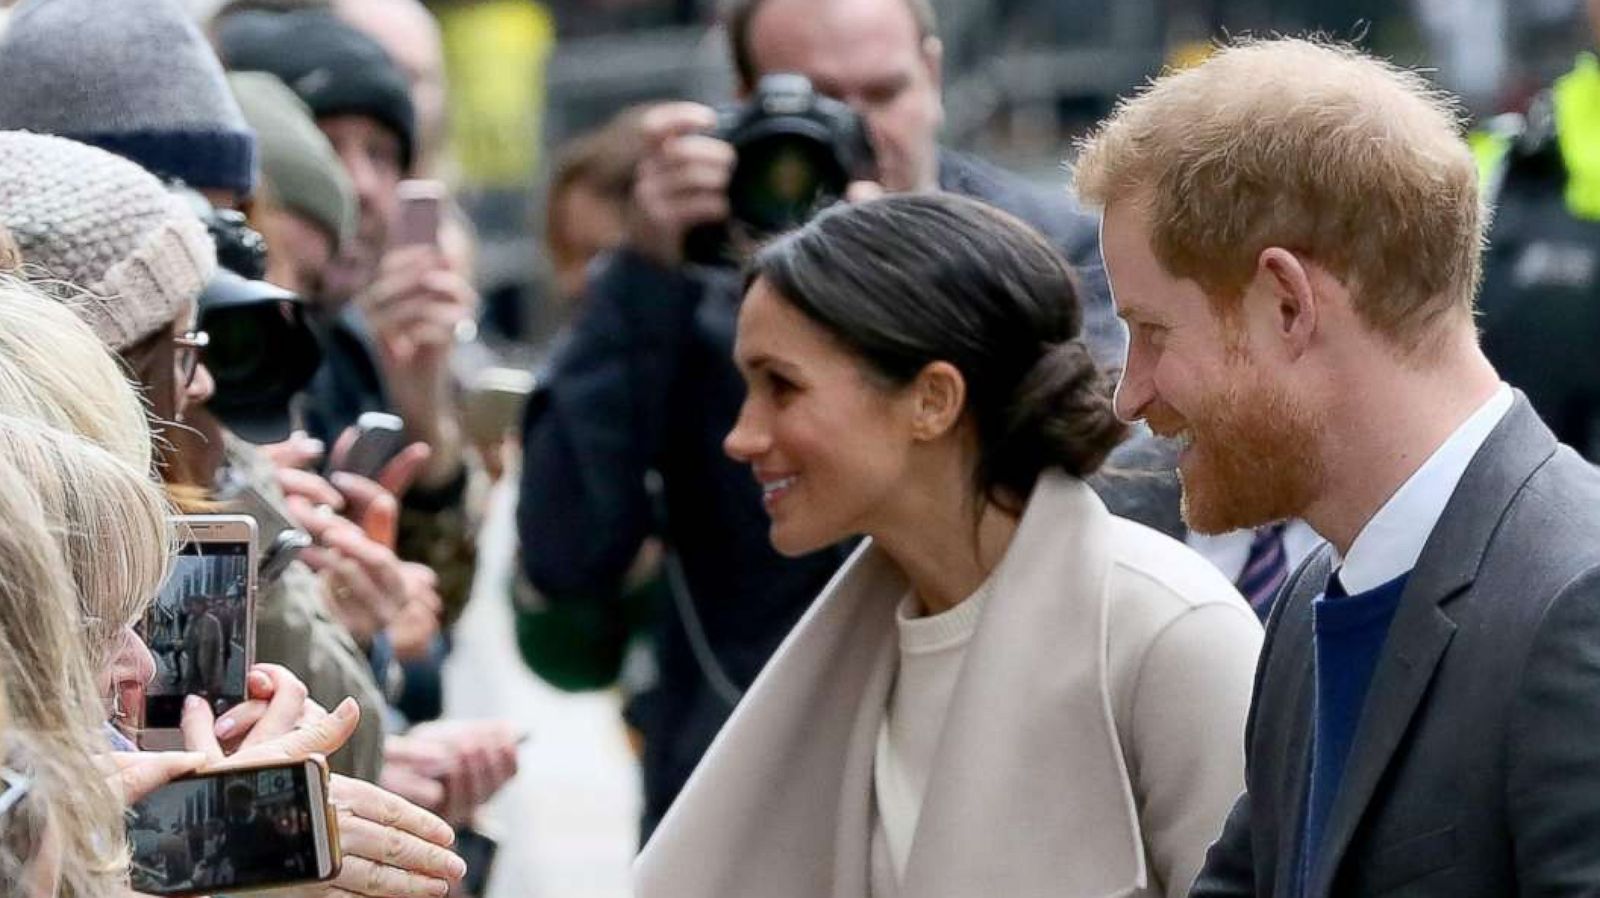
top-left (461, 366), bottom-right (537, 445)
top-left (138, 514), bottom-right (258, 749)
top-left (127, 757), bottom-right (340, 896)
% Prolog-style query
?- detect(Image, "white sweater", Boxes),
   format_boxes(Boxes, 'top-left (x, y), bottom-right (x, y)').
top-left (872, 582), bottom-right (994, 892)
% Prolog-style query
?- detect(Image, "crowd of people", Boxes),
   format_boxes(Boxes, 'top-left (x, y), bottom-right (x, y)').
top-left (4, 0), bottom-right (1600, 896)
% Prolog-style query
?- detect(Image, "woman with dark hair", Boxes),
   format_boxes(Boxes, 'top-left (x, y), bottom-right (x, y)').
top-left (636, 194), bottom-right (1262, 898)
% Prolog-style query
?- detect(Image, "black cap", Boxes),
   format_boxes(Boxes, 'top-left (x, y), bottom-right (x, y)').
top-left (199, 270), bottom-right (324, 444)
top-left (216, 9), bottom-right (416, 171)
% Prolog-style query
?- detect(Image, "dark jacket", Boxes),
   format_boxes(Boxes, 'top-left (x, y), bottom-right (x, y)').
top-left (516, 149), bottom-right (1136, 836)
top-left (1477, 71), bottom-right (1600, 461)
top-left (1192, 395), bottom-right (1600, 897)
top-left (299, 305), bottom-right (476, 722)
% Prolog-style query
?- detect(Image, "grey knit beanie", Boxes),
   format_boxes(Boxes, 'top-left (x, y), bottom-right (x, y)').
top-left (0, 132), bottom-right (217, 351)
top-left (0, 0), bottom-right (257, 196)
top-left (228, 72), bottom-right (356, 249)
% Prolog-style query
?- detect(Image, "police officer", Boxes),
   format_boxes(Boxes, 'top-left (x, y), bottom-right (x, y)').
top-left (1475, 0), bottom-right (1600, 459)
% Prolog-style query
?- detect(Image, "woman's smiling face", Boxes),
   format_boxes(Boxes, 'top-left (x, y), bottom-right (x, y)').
top-left (725, 277), bottom-right (921, 557)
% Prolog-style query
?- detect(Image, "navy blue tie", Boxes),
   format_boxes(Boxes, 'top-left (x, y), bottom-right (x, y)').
top-left (1239, 523), bottom-right (1289, 619)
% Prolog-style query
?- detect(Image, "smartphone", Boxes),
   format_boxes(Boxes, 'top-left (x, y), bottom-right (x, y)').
top-left (259, 528), bottom-right (313, 584)
top-left (337, 411), bottom-right (408, 480)
top-left (461, 367), bottom-right (537, 445)
top-left (139, 515), bottom-right (258, 750)
top-left (127, 757), bottom-right (340, 897)
top-left (395, 179), bottom-right (446, 249)
top-left (451, 826), bottom-right (499, 897)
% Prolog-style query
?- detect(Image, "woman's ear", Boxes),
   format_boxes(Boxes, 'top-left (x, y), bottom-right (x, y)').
top-left (909, 361), bottom-right (966, 441)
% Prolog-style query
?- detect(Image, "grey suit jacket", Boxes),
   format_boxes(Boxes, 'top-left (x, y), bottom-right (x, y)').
top-left (1192, 394), bottom-right (1600, 897)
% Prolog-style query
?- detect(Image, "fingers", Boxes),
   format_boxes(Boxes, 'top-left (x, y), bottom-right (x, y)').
top-left (259, 431), bottom-right (327, 470)
top-left (246, 666), bottom-right (276, 700)
top-left (379, 761), bottom-right (446, 814)
top-left (278, 468), bottom-right (348, 511)
top-left (329, 472), bottom-right (401, 548)
top-left (337, 807), bottom-right (466, 882)
top-left (333, 773), bottom-right (457, 846)
top-left (285, 494), bottom-right (352, 544)
top-left (180, 695), bottom-right (226, 764)
top-left (383, 735), bottom-right (452, 779)
top-left (330, 425), bottom-right (360, 472)
top-left (325, 529), bottom-right (406, 600)
top-left (110, 751), bottom-right (208, 804)
top-left (401, 562), bottom-right (443, 614)
top-left (375, 442), bottom-right (432, 498)
top-left (333, 855), bottom-right (452, 898)
top-left (636, 141), bottom-right (732, 223)
top-left (629, 110), bottom-right (734, 268)
top-left (489, 737), bottom-right (520, 792)
top-left (237, 665), bottom-right (311, 750)
top-left (639, 101), bottom-right (718, 146)
top-left (213, 698), bottom-right (269, 750)
top-left (220, 697), bottom-right (361, 768)
top-left (651, 137), bottom-right (736, 190)
top-left (365, 295), bottom-right (467, 354)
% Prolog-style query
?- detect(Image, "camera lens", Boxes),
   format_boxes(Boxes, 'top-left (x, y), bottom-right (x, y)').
top-left (728, 134), bottom-right (849, 234)
top-left (202, 303), bottom-right (284, 391)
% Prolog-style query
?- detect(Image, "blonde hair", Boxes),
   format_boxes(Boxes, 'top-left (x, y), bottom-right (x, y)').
top-left (0, 445), bottom-right (132, 898)
top-left (0, 414), bottom-right (172, 675)
top-left (1074, 37), bottom-right (1484, 353)
top-left (0, 273), bottom-right (154, 474)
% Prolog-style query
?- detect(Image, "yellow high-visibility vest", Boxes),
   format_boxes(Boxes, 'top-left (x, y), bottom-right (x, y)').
top-left (1473, 53), bottom-right (1600, 222)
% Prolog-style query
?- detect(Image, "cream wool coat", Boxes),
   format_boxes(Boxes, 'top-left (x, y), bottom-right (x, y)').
top-left (635, 472), bottom-right (1263, 898)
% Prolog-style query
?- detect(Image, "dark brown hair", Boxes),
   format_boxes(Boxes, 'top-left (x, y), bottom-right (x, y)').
top-left (748, 193), bottom-right (1126, 510)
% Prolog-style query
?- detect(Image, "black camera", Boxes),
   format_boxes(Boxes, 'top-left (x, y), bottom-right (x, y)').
top-left (685, 73), bottom-right (876, 266)
top-left (171, 186), bottom-right (323, 444)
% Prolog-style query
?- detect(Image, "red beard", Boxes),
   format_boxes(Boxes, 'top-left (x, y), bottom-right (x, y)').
top-left (1146, 364), bottom-right (1324, 534)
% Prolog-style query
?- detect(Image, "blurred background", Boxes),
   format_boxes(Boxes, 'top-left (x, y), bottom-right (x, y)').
top-left (179, 0), bottom-right (1594, 354)
top-left (147, 1), bottom-right (1600, 896)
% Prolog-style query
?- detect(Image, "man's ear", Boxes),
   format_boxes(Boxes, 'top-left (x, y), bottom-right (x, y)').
top-left (909, 360), bottom-right (965, 441)
top-left (1255, 247), bottom-right (1318, 360)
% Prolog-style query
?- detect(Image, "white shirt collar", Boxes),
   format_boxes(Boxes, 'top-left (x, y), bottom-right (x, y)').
top-left (1331, 384), bottom-right (1514, 595)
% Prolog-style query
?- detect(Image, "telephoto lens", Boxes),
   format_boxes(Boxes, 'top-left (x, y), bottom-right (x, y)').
top-left (685, 73), bottom-right (876, 266)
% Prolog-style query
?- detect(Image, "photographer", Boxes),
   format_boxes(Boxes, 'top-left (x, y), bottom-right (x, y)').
top-left (516, 0), bottom-right (1129, 838)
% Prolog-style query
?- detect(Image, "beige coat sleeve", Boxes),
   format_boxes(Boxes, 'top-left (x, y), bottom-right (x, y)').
top-left (254, 562), bottom-right (388, 781)
top-left (1125, 602), bottom-right (1262, 898)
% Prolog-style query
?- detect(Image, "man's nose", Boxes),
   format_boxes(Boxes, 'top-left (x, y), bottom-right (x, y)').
top-left (1113, 361), bottom-right (1153, 424)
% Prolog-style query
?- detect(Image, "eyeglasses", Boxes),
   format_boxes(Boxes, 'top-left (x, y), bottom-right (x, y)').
top-left (174, 330), bottom-right (210, 387)
top-left (0, 766), bottom-right (31, 818)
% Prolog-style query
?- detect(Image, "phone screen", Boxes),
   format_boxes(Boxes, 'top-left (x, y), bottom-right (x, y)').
top-left (141, 540), bottom-right (251, 727)
top-left (128, 763), bottom-right (326, 895)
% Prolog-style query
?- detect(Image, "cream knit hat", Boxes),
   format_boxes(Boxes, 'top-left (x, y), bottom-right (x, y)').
top-left (0, 132), bottom-right (216, 351)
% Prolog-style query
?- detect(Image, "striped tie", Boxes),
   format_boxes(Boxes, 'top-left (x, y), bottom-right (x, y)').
top-left (1238, 523), bottom-right (1289, 620)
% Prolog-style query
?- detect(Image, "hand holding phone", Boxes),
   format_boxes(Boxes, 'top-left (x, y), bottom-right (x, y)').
top-left (395, 179), bottom-right (446, 249)
top-left (140, 515), bottom-right (258, 750)
top-left (128, 758), bottom-right (339, 897)
top-left (335, 412), bottom-right (408, 481)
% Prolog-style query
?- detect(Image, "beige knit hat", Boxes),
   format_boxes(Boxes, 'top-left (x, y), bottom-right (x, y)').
top-left (0, 131), bottom-right (216, 351)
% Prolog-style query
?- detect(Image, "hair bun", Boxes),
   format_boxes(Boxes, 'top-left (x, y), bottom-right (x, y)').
top-left (989, 340), bottom-right (1127, 493)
